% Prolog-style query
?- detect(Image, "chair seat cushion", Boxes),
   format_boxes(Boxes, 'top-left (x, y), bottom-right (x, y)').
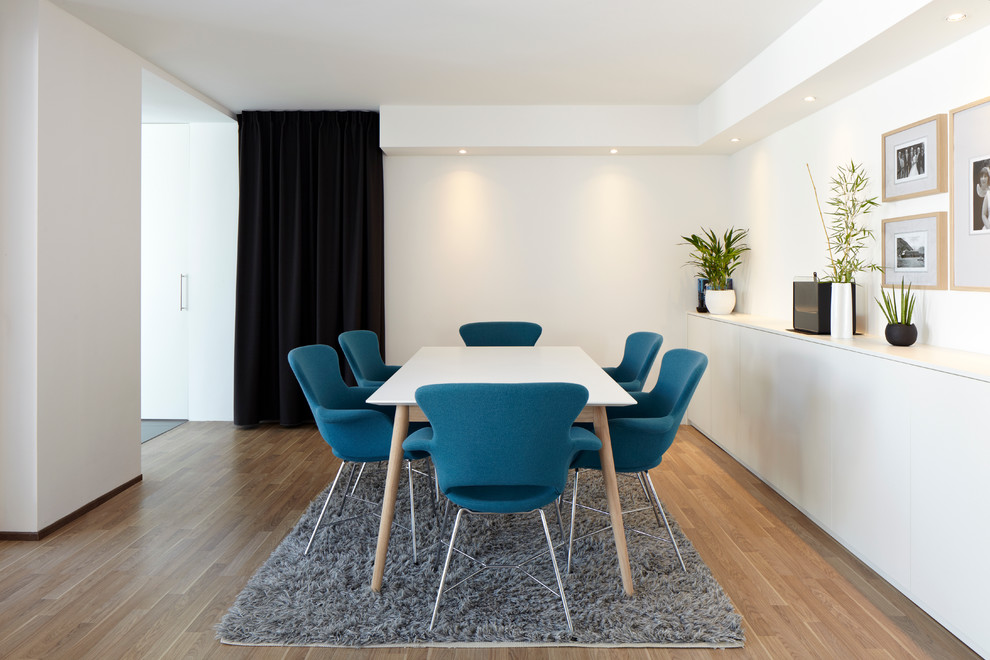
top-left (444, 484), bottom-right (561, 514)
top-left (570, 416), bottom-right (676, 473)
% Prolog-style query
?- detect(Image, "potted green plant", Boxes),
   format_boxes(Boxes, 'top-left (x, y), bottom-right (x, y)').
top-left (808, 161), bottom-right (882, 338)
top-left (876, 278), bottom-right (917, 346)
top-left (681, 227), bottom-right (750, 315)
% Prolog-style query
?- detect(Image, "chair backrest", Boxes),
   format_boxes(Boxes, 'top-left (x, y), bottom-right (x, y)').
top-left (636, 348), bottom-right (708, 423)
top-left (287, 344), bottom-right (393, 461)
top-left (458, 321), bottom-right (543, 347)
top-left (414, 382), bottom-right (588, 501)
top-left (577, 348), bottom-right (708, 473)
top-left (338, 330), bottom-right (394, 386)
top-left (611, 331), bottom-right (663, 385)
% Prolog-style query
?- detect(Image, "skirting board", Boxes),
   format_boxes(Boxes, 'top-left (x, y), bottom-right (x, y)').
top-left (0, 474), bottom-right (142, 541)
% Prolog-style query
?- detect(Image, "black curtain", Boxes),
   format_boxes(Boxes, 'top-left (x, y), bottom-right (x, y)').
top-left (233, 111), bottom-right (385, 426)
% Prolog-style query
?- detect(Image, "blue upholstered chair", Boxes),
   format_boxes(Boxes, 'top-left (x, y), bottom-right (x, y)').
top-left (288, 344), bottom-right (428, 559)
top-left (568, 348), bottom-right (708, 573)
top-left (338, 330), bottom-right (400, 388)
top-left (602, 331), bottom-right (663, 392)
top-left (404, 382), bottom-right (600, 632)
top-left (457, 321), bottom-right (542, 347)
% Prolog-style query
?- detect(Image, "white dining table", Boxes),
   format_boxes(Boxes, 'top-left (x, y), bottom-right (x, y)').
top-left (366, 345), bottom-right (638, 595)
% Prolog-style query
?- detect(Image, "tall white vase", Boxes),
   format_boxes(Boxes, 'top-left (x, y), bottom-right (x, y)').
top-left (830, 282), bottom-right (853, 339)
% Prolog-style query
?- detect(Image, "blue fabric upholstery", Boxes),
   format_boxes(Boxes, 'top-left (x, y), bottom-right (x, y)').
top-left (602, 331), bottom-right (663, 392)
top-left (338, 330), bottom-right (400, 388)
top-left (403, 382), bottom-right (600, 513)
top-left (457, 321), bottom-right (543, 347)
top-left (287, 344), bottom-right (423, 463)
top-left (573, 348), bottom-right (708, 473)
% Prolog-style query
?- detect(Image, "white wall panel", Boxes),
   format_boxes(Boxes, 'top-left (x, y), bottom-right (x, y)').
top-left (828, 351), bottom-right (912, 587)
top-left (685, 314), bottom-right (712, 436)
top-left (687, 313), bottom-right (990, 658)
top-left (708, 320), bottom-right (739, 450)
top-left (0, 0), bottom-right (41, 532)
top-left (767, 333), bottom-right (832, 526)
top-left (35, 0), bottom-right (142, 528)
top-left (910, 371), bottom-right (990, 656)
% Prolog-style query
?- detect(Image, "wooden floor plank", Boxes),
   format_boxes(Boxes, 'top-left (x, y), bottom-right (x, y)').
top-left (0, 421), bottom-right (979, 659)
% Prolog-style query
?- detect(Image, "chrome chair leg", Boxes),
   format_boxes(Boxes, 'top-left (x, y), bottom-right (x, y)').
top-left (430, 507), bottom-right (465, 631)
top-left (407, 459), bottom-right (418, 563)
top-left (644, 471), bottom-right (686, 572)
top-left (567, 468), bottom-right (580, 575)
top-left (427, 465), bottom-right (439, 522)
top-left (304, 461), bottom-right (347, 555)
top-left (350, 462), bottom-right (367, 495)
top-left (433, 497), bottom-right (451, 571)
top-left (337, 462), bottom-right (359, 516)
top-left (433, 461), bottom-right (441, 502)
top-left (539, 508), bottom-right (574, 631)
top-left (554, 497), bottom-right (564, 540)
top-left (637, 471), bottom-right (665, 532)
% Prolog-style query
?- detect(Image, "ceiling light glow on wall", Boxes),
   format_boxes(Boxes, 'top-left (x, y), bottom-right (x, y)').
top-left (458, 149), bottom-right (467, 154)
top-left (945, 13), bottom-right (967, 22)
top-left (804, 96), bottom-right (817, 102)
top-left (610, 148), bottom-right (618, 154)
top-left (730, 138), bottom-right (741, 143)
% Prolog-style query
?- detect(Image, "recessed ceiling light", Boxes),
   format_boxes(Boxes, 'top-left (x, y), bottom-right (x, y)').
top-left (610, 148), bottom-right (618, 154)
top-left (458, 149), bottom-right (467, 154)
top-left (946, 12), bottom-right (967, 22)
top-left (730, 138), bottom-right (741, 143)
top-left (804, 96), bottom-right (817, 102)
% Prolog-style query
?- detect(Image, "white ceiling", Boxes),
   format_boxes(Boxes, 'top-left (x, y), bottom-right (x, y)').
top-left (51, 0), bottom-right (990, 147)
top-left (58, 0), bottom-right (821, 112)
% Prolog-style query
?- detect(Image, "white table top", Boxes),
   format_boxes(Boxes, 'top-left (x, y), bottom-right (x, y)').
top-left (366, 346), bottom-right (636, 407)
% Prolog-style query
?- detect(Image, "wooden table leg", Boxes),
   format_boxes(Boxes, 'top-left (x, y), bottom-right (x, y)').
top-left (593, 405), bottom-right (635, 596)
top-left (371, 404), bottom-right (409, 592)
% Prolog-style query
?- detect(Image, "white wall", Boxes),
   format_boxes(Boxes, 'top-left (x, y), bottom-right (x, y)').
top-left (0, 0), bottom-right (41, 532)
top-left (0, 0), bottom-right (142, 532)
top-left (383, 155), bottom-right (728, 376)
top-left (731, 22), bottom-right (990, 356)
top-left (35, 0), bottom-right (142, 528)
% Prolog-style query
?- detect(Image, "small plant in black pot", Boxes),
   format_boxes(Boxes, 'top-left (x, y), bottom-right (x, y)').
top-left (876, 278), bottom-right (917, 346)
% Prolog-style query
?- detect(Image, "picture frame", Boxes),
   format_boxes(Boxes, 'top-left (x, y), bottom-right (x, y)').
top-left (950, 96), bottom-right (990, 291)
top-left (881, 114), bottom-right (947, 202)
top-left (880, 213), bottom-right (946, 289)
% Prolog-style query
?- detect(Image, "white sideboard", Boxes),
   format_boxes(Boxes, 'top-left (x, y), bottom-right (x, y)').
top-left (685, 312), bottom-right (990, 659)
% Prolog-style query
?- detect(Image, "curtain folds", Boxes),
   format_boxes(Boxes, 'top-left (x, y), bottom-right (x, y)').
top-left (233, 111), bottom-right (385, 426)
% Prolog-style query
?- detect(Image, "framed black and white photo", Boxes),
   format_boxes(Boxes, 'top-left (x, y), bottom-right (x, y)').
top-left (881, 213), bottom-right (946, 289)
top-left (881, 114), bottom-right (947, 202)
top-left (969, 155), bottom-right (990, 234)
top-left (950, 97), bottom-right (990, 290)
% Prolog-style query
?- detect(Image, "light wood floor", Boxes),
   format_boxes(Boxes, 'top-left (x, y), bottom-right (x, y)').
top-left (0, 422), bottom-right (979, 659)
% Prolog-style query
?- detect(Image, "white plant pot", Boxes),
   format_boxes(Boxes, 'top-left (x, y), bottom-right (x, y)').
top-left (830, 282), bottom-right (853, 339)
top-left (705, 289), bottom-right (736, 315)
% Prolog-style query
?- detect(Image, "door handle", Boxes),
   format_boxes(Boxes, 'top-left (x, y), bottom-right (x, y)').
top-left (180, 274), bottom-right (188, 311)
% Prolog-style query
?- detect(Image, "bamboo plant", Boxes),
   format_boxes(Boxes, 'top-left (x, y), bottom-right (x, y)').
top-left (808, 161), bottom-right (882, 283)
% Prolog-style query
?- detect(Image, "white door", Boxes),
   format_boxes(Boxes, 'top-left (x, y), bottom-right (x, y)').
top-left (140, 124), bottom-right (189, 419)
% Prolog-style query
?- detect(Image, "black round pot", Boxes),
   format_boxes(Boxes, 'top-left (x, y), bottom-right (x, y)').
top-left (885, 323), bottom-right (917, 347)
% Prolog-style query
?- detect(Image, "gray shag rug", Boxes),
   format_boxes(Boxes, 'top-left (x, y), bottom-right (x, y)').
top-left (217, 464), bottom-right (744, 648)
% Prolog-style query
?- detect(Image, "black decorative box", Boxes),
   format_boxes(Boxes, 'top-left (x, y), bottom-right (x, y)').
top-left (793, 281), bottom-right (859, 335)
top-left (793, 281), bottom-right (832, 334)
